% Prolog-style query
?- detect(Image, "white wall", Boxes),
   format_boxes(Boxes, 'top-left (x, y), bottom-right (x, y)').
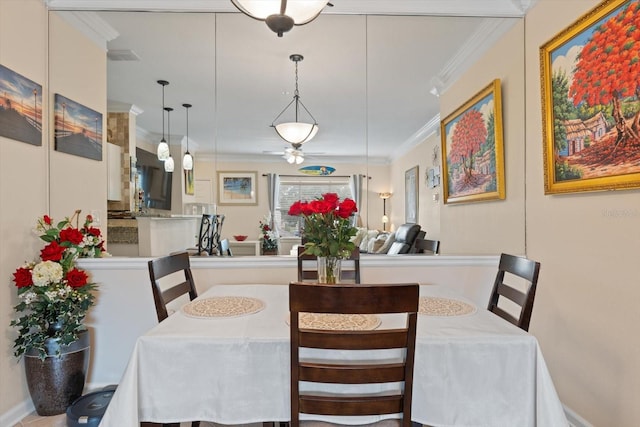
top-left (0, 2), bottom-right (108, 423)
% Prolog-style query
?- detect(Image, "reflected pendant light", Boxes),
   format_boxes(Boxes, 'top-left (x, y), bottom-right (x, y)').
top-left (156, 80), bottom-right (171, 161)
top-left (231, 0), bottom-right (331, 37)
top-left (164, 107), bottom-right (175, 172)
top-left (182, 103), bottom-right (193, 171)
top-left (272, 54), bottom-right (318, 145)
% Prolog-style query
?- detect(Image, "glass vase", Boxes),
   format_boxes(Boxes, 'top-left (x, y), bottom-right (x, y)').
top-left (317, 256), bottom-right (341, 284)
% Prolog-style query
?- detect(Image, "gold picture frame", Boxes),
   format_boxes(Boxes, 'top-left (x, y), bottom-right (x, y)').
top-left (540, 0), bottom-right (640, 194)
top-left (440, 79), bottom-right (505, 204)
top-left (217, 171), bottom-right (258, 205)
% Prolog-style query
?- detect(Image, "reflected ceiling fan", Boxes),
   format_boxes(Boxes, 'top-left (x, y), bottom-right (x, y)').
top-left (263, 142), bottom-right (325, 164)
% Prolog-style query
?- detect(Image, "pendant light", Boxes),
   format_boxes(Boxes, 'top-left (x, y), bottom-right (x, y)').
top-left (182, 103), bottom-right (193, 171)
top-left (156, 80), bottom-right (170, 161)
top-left (231, 0), bottom-right (331, 37)
top-left (164, 107), bottom-right (174, 172)
top-left (272, 54), bottom-right (318, 145)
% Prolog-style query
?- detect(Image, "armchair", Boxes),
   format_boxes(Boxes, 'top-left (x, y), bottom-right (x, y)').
top-left (387, 223), bottom-right (424, 255)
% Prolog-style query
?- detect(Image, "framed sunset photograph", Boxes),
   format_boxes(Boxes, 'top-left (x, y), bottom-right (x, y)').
top-left (440, 79), bottom-right (505, 204)
top-left (54, 94), bottom-right (103, 161)
top-left (540, 0), bottom-right (640, 194)
top-left (0, 64), bottom-right (42, 146)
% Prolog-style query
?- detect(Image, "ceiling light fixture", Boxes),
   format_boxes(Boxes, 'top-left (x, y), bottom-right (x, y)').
top-left (164, 107), bottom-right (174, 172)
top-left (156, 80), bottom-right (170, 161)
top-left (182, 103), bottom-right (193, 171)
top-left (272, 54), bottom-right (318, 145)
top-left (231, 0), bottom-right (331, 37)
top-left (283, 143), bottom-right (304, 164)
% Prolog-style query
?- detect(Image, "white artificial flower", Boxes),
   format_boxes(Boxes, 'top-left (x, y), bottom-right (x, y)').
top-left (21, 291), bottom-right (37, 305)
top-left (31, 261), bottom-right (63, 287)
top-left (45, 290), bottom-right (59, 301)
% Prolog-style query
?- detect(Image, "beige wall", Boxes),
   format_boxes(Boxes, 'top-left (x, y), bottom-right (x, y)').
top-left (0, 1), bottom-right (107, 422)
top-left (525, 1), bottom-right (640, 425)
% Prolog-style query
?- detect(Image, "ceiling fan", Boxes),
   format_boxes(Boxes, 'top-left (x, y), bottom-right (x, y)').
top-left (263, 142), bottom-right (325, 164)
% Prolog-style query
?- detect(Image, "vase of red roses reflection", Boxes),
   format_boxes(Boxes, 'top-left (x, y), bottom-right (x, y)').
top-left (289, 193), bottom-right (358, 284)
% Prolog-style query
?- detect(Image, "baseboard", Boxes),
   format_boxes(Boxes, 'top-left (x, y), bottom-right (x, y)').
top-left (564, 404), bottom-right (594, 427)
top-left (0, 398), bottom-right (34, 427)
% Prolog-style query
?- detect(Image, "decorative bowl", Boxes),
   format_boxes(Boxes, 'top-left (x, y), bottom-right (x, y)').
top-left (233, 235), bottom-right (248, 241)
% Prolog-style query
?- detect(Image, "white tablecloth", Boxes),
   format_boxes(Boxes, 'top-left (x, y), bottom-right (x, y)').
top-left (99, 284), bottom-right (567, 427)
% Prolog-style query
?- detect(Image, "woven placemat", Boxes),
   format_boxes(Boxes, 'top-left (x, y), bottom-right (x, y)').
top-left (419, 296), bottom-right (476, 317)
top-left (287, 313), bottom-right (381, 331)
top-left (182, 296), bottom-right (265, 318)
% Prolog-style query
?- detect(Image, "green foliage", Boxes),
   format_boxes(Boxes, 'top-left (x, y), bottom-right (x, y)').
top-left (555, 161), bottom-right (583, 181)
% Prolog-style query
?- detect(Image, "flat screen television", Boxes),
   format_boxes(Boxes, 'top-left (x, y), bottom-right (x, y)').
top-left (136, 147), bottom-right (172, 211)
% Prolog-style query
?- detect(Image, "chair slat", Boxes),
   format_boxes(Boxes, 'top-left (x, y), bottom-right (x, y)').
top-left (299, 329), bottom-right (409, 350)
top-left (300, 362), bottom-right (406, 384)
top-left (299, 394), bottom-right (403, 416)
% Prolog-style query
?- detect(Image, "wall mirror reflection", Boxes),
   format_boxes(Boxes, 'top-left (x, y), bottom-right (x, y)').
top-left (51, 3), bottom-right (526, 256)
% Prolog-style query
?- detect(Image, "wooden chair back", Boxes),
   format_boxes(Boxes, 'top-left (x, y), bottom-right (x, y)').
top-left (487, 253), bottom-right (541, 331)
top-left (297, 246), bottom-right (360, 283)
top-left (415, 238), bottom-right (440, 254)
top-left (147, 251), bottom-right (198, 322)
top-left (289, 281), bottom-right (419, 427)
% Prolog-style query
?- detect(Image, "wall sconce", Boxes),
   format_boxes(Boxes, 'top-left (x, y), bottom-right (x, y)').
top-left (379, 192), bottom-right (392, 231)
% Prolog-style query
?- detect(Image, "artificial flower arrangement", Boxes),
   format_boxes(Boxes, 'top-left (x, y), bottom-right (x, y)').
top-left (259, 214), bottom-right (279, 252)
top-left (10, 210), bottom-right (105, 360)
top-left (288, 192), bottom-right (358, 258)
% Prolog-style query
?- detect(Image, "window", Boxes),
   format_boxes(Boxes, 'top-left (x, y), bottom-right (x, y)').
top-left (276, 176), bottom-right (352, 237)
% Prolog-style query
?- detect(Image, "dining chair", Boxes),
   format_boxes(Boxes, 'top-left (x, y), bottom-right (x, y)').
top-left (487, 253), bottom-right (541, 332)
top-left (186, 214), bottom-right (225, 256)
top-left (297, 246), bottom-right (361, 283)
top-left (148, 251), bottom-right (198, 323)
top-left (146, 252), bottom-right (200, 427)
top-left (414, 238), bottom-right (440, 255)
top-left (289, 281), bottom-right (419, 427)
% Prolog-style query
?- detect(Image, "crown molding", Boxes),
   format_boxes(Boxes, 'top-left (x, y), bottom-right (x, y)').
top-left (54, 11), bottom-right (119, 50)
top-left (107, 101), bottom-right (143, 116)
top-left (45, 0), bottom-right (534, 17)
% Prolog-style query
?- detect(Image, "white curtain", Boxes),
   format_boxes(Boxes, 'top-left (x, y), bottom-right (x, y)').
top-left (349, 174), bottom-right (365, 227)
top-left (266, 173), bottom-right (280, 233)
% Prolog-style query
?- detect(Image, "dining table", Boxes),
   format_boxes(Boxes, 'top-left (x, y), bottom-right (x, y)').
top-left (98, 284), bottom-right (568, 427)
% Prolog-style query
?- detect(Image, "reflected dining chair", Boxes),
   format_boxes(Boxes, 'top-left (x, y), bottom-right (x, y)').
top-left (297, 246), bottom-right (361, 283)
top-left (289, 282), bottom-right (419, 427)
top-left (414, 238), bottom-right (440, 255)
top-left (487, 253), bottom-right (541, 332)
top-left (219, 238), bottom-right (233, 256)
top-left (146, 252), bottom-right (200, 427)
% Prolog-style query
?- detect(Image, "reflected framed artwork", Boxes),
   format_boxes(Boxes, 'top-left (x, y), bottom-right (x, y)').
top-left (405, 166), bottom-right (418, 223)
top-left (217, 171), bottom-right (258, 205)
top-left (0, 64), bottom-right (42, 146)
top-left (440, 79), bottom-right (505, 204)
top-left (54, 94), bottom-right (103, 161)
top-left (185, 169), bottom-right (194, 195)
top-left (540, 0), bottom-right (640, 194)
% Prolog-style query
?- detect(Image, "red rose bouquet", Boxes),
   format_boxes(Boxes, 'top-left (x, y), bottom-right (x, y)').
top-left (288, 192), bottom-right (358, 259)
top-left (10, 211), bottom-right (104, 359)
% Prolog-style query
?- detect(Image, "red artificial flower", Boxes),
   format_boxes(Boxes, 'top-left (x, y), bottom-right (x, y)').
top-left (300, 202), bottom-right (314, 216)
top-left (309, 199), bottom-right (333, 215)
top-left (288, 201), bottom-right (304, 216)
top-left (85, 227), bottom-right (101, 237)
top-left (43, 215), bottom-right (52, 225)
top-left (40, 241), bottom-right (65, 262)
top-left (336, 198), bottom-right (358, 218)
top-left (322, 193), bottom-right (339, 207)
top-left (13, 267), bottom-right (33, 288)
top-left (86, 214), bottom-right (93, 222)
top-left (59, 228), bottom-right (84, 245)
top-left (66, 268), bottom-right (88, 288)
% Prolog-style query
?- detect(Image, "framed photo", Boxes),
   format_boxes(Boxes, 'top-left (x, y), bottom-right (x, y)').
top-left (217, 171), bottom-right (258, 205)
top-left (0, 64), bottom-right (42, 146)
top-left (405, 166), bottom-right (418, 223)
top-left (54, 94), bottom-right (103, 161)
top-left (185, 168), bottom-right (194, 195)
top-left (440, 79), bottom-right (505, 204)
top-left (540, 0), bottom-right (640, 194)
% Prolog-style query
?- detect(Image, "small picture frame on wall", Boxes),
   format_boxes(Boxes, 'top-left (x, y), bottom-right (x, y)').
top-left (540, 0), bottom-right (640, 194)
top-left (217, 171), bottom-right (258, 205)
top-left (440, 79), bottom-right (505, 204)
top-left (405, 165), bottom-right (418, 223)
top-left (0, 64), bottom-right (43, 146)
top-left (54, 94), bottom-right (103, 161)
top-left (185, 169), bottom-right (194, 195)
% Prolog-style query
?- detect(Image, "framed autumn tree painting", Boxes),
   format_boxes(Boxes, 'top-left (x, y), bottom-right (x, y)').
top-left (540, 0), bottom-right (640, 194)
top-left (440, 79), bottom-right (505, 204)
